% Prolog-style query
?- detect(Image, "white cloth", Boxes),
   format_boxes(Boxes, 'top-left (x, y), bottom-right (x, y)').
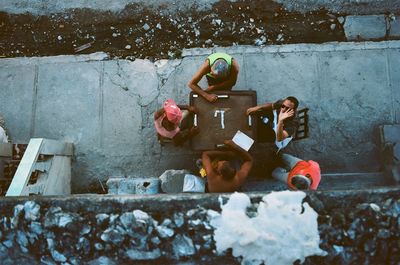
top-left (183, 174), bottom-right (206, 193)
top-left (273, 110), bottom-right (292, 152)
top-left (0, 127), bottom-right (8, 143)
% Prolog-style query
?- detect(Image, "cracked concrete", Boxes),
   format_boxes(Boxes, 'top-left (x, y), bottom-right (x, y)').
top-left (0, 42), bottom-right (399, 192)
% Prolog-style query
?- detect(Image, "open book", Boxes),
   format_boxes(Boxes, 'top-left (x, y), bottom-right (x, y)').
top-left (232, 130), bottom-right (254, 151)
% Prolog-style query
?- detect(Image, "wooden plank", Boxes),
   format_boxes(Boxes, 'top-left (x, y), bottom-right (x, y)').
top-left (42, 156), bottom-right (71, 195)
top-left (5, 138), bottom-right (43, 196)
top-left (0, 143), bottom-right (12, 157)
top-left (40, 139), bottom-right (74, 156)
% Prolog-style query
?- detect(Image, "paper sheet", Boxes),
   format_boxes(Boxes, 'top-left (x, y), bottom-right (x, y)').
top-left (232, 130), bottom-right (254, 151)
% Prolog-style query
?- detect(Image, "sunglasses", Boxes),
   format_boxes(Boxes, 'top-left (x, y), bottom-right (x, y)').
top-left (281, 104), bottom-right (292, 110)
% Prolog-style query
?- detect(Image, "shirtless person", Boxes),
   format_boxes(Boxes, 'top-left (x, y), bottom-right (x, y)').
top-left (201, 140), bottom-right (253, 192)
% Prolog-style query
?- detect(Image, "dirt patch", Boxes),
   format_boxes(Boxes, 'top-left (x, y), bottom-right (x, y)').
top-left (0, 0), bottom-right (346, 60)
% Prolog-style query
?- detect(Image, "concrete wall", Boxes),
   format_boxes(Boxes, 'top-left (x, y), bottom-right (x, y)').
top-left (2, 0), bottom-right (400, 15)
top-left (0, 41), bottom-right (399, 192)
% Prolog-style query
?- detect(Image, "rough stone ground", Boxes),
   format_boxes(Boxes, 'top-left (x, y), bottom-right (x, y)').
top-left (0, 0), bottom-right (347, 60)
top-left (0, 189), bottom-right (398, 264)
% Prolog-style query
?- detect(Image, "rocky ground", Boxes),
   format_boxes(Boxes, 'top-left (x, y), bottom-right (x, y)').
top-left (0, 193), bottom-right (399, 264)
top-left (0, 0), bottom-right (346, 60)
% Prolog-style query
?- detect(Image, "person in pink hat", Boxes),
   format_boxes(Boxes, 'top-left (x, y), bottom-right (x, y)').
top-left (154, 99), bottom-right (199, 145)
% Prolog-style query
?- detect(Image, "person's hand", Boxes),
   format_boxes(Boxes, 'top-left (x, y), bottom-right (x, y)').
top-left (190, 126), bottom-right (200, 136)
top-left (246, 106), bottom-right (259, 116)
top-left (223, 139), bottom-right (234, 146)
top-left (206, 94), bottom-right (218, 103)
top-left (279, 108), bottom-right (294, 122)
top-left (188, 106), bottom-right (197, 113)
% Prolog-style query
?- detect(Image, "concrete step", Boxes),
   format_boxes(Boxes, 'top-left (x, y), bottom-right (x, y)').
top-left (242, 172), bottom-right (398, 192)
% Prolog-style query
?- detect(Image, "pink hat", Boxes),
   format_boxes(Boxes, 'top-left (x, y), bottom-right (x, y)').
top-left (164, 99), bottom-right (182, 125)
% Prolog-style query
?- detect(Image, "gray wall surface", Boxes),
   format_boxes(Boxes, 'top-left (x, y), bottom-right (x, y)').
top-left (0, 41), bottom-right (399, 192)
top-left (2, 0), bottom-right (400, 15)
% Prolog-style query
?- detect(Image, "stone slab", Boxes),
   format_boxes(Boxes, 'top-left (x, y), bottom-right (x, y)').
top-left (318, 49), bottom-right (392, 171)
top-left (389, 15), bottom-right (400, 38)
top-left (102, 60), bottom-right (158, 156)
top-left (344, 15), bottom-right (387, 40)
top-left (0, 64), bottom-right (36, 142)
top-left (244, 51), bottom-right (320, 107)
top-left (34, 62), bottom-right (102, 153)
top-left (387, 49), bottom-right (400, 123)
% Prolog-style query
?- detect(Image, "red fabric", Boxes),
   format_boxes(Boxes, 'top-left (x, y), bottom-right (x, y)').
top-left (287, 160), bottom-right (321, 190)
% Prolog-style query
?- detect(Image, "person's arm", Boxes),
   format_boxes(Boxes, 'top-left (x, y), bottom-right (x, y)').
top-left (276, 108), bottom-right (295, 141)
top-left (188, 61), bottom-right (218, 103)
top-left (154, 108), bottom-right (165, 120)
top-left (173, 126), bottom-right (199, 146)
top-left (223, 140), bottom-right (253, 162)
top-left (206, 59), bottom-right (239, 92)
top-left (246, 99), bottom-right (283, 115)
top-left (246, 103), bottom-right (273, 116)
top-left (177, 105), bottom-right (197, 113)
top-left (201, 151), bottom-right (219, 179)
top-left (223, 140), bottom-right (253, 185)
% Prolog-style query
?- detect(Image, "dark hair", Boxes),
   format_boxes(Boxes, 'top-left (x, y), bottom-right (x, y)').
top-left (286, 96), bottom-right (299, 109)
top-left (219, 161), bottom-right (236, 181)
top-left (291, 175), bottom-right (310, 190)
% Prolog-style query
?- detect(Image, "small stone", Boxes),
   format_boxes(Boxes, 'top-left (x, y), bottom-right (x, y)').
top-left (24, 201), bottom-right (40, 221)
top-left (41, 256), bottom-right (56, 265)
top-left (125, 45), bottom-right (131, 50)
top-left (51, 249), bottom-right (67, 263)
top-left (101, 228), bottom-right (124, 245)
top-left (143, 23), bottom-right (150, 31)
top-left (172, 234), bottom-right (195, 257)
top-left (94, 243), bottom-right (104, 251)
top-left (276, 33), bottom-right (284, 41)
top-left (174, 213), bottom-right (184, 228)
top-left (330, 24), bottom-right (336, 30)
top-left (96, 214), bottom-right (109, 226)
top-left (112, 33), bottom-right (118, 38)
top-left (80, 224), bottom-right (91, 236)
top-left (377, 229), bottom-right (391, 239)
top-left (16, 231), bottom-right (28, 249)
top-left (156, 225), bottom-right (174, 238)
top-left (194, 29), bottom-right (200, 37)
top-left (57, 36), bottom-right (62, 40)
top-left (76, 237), bottom-right (91, 253)
top-left (215, 19), bottom-right (222, 26)
top-left (47, 238), bottom-right (55, 250)
top-left (370, 203), bottom-right (381, 212)
top-left (87, 256), bottom-right (117, 265)
top-left (338, 16), bottom-right (345, 24)
top-left (151, 236), bottom-right (161, 245)
top-left (120, 212), bottom-right (135, 229)
top-left (133, 210), bottom-right (149, 221)
top-left (205, 39), bottom-right (213, 45)
top-left (156, 23), bottom-right (162, 29)
top-left (126, 249), bottom-right (161, 260)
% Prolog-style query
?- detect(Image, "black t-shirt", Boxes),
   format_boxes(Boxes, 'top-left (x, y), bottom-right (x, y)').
top-left (258, 99), bottom-right (299, 142)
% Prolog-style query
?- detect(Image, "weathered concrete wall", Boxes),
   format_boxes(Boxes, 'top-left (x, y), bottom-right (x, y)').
top-left (2, 0), bottom-right (400, 15)
top-left (0, 188), bottom-right (399, 264)
top-left (0, 0), bottom-right (218, 15)
top-left (0, 42), bottom-right (399, 192)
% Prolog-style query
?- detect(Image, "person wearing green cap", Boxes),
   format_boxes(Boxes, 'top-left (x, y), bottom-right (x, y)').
top-left (188, 52), bottom-right (239, 103)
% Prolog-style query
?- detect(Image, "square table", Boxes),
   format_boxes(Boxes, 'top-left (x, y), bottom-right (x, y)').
top-left (189, 91), bottom-right (257, 151)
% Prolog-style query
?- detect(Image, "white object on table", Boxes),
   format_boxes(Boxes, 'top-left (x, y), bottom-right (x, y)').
top-left (232, 130), bottom-right (254, 151)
